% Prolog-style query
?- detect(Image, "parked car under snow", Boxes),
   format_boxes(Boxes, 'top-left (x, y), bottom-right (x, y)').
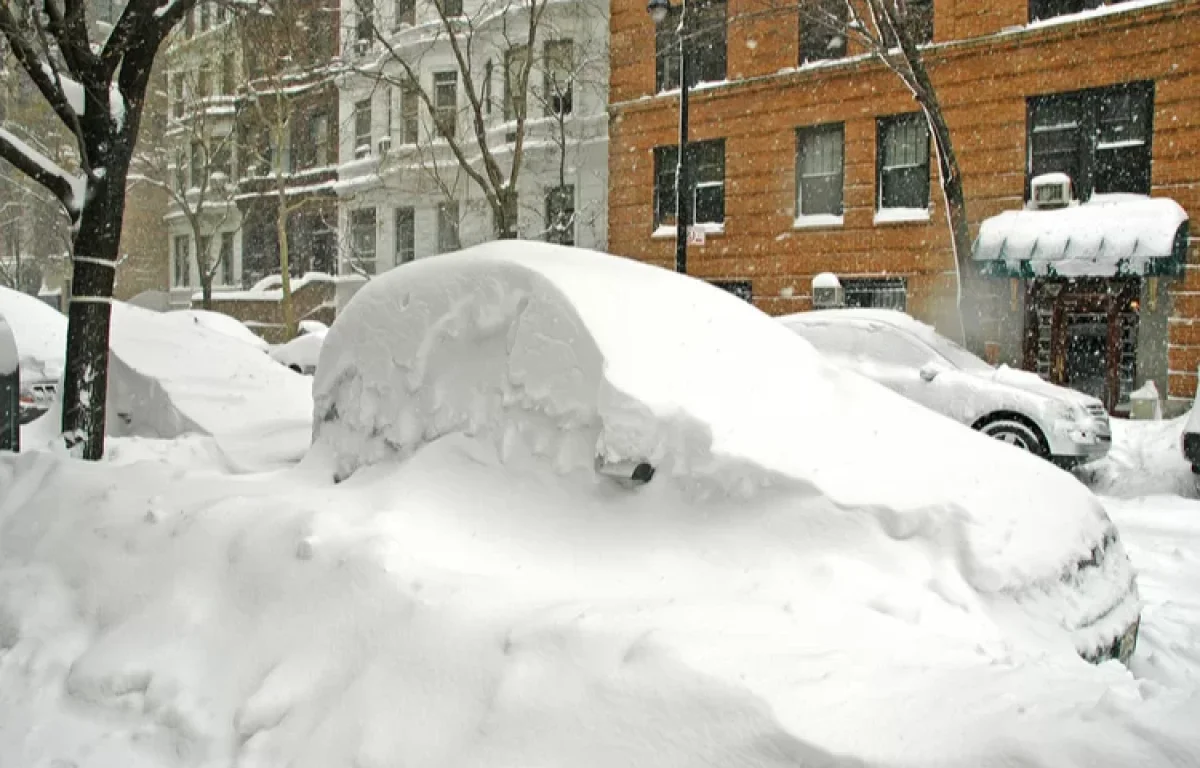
top-left (313, 242), bottom-right (1139, 666)
top-left (781, 309), bottom-right (1112, 466)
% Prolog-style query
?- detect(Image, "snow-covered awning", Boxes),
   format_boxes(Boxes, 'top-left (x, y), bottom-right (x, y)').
top-left (973, 194), bottom-right (1189, 279)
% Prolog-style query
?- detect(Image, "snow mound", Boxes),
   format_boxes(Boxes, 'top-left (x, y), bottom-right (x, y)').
top-left (158, 310), bottom-right (269, 352)
top-left (0, 286), bottom-right (67, 381)
top-left (1083, 415), bottom-right (1196, 499)
top-left (106, 303), bottom-right (312, 440)
top-left (315, 242), bottom-right (1114, 595)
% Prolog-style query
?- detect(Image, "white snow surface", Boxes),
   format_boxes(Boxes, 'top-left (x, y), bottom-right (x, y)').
top-left (158, 310), bottom-right (269, 352)
top-left (2, 244), bottom-right (1200, 765)
top-left (1083, 414), bottom-right (1196, 499)
top-left (0, 286), bottom-right (67, 382)
top-left (269, 330), bottom-right (325, 373)
top-left (811, 271), bottom-right (841, 289)
top-left (974, 194), bottom-right (1188, 277)
top-left (195, 273), bottom-right (334, 302)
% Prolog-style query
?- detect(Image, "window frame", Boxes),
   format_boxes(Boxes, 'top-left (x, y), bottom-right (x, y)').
top-left (545, 185), bottom-right (576, 246)
top-left (795, 122), bottom-right (845, 218)
top-left (503, 46), bottom-right (529, 123)
top-left (1025, 80), bottom-right (1154, 202)
top-left (354, 98), bottom-right (373, 158)
top-left (798, 0), bottom-right (847, 65)
top-left (543, 39), bottom-right (574, 117)
top-left (652, 139), bottom-right (726, 228)
top-left (219, 231), bottom-right (235, 286)
top-left (437, 201), bottom-right (461, 253)
top-left (393, 0), bottom-right (415, 27)
top-left (349, 208), bottom-right (378, 275)
top-left (655, 0), bottom-right (727, 92)
top-left (173, 235), bottom-right (191, 288)
top-left (394, 206), bottom-right (415, 264)
top-left (433, 71), bottom-right (458, 138)
top-left (876, 113), bottom-right (931, 212)
top-left (400, 82), bottom-right (420, 144)
top-left (842, 277), bottom-right (908, 311)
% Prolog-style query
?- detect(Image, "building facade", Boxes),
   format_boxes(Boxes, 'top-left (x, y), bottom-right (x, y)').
top-left (335, 0), bottom-right (610, 275)
top-left (608, 0), bottom-right (1200, 413)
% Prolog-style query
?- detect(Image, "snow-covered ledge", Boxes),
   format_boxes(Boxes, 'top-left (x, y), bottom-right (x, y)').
top-left (874, 207), bottom-right (931, 225)
top-left (651, 222), bottom-right (726, 239)
top-left (793, 214), bottom-right (844, 230)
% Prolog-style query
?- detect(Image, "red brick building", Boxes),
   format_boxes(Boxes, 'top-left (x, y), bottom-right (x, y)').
top-left (608, 0), bottom-right (1200, 413)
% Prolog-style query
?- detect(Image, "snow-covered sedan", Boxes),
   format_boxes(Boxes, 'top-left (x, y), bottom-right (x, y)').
top-left (781, 309), bottom-right (1111, 466)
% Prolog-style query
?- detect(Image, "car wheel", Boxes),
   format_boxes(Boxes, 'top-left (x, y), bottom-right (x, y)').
top-left (979, 417), bottom-right (1048, 457)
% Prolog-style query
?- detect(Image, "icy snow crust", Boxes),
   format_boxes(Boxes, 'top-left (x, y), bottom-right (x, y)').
top-left (315, 243), bottom-right (1134, 641)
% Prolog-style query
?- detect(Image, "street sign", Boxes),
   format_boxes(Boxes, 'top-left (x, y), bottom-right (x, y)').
top-left (686, 227), bottom-right (706, 246)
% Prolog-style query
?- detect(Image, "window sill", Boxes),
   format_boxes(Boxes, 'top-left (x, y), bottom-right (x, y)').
top-left (793, 214), bottom-right (844, 230)
top-left (874, 208), bottom-right (931, 225)
top-left (651, 222), bottom-right (725, 239)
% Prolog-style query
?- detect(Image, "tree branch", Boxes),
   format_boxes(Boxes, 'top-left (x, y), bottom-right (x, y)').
top-left (0, 127), bottom-right (78, 214)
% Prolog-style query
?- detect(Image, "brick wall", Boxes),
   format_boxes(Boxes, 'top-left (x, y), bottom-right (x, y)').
top-left (609, 0), bottom-right (1200, 342)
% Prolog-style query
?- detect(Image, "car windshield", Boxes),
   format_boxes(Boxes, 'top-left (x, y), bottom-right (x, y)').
top-left (922, 330), bottom-right (995, 373)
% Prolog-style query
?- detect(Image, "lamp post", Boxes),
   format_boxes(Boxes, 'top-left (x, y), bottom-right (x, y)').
top-left (648, 0), bottom-right (689, 275)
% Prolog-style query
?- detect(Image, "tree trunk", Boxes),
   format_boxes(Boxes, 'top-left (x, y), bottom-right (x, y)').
top-left (61, 157), bottom-right (125, 459)
top-left (276, 200), bottom-right (297, 339)
top-left (200, 275), bottom-right (213, 309)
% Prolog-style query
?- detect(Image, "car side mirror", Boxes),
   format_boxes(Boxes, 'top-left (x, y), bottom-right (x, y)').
top-left (919, 363), bottom-right (942, 383)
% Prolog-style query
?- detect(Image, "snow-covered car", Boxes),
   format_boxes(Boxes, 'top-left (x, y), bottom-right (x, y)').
top-left (269, 326), bottom-right (326, 375)
top-left (781, 309), bottom-right (1111, 466)
top-left (315, 242), bottom-right (1139, 666)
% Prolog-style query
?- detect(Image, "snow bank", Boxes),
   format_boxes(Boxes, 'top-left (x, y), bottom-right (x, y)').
top-left (314, 243), bottom-right (1126, 607)
top-left (158, 310), bottom-right (269, 352)
top-left (196, 272), bottom-right (334, 302)
top-left (0, 286), bottom-right (67, 382)
top-left (974, 194), bottom-right (1188, 277)
top-left (105, 303), bottom-right (312, 439)
top-left (1083, 415), bottom-right (1196, 499)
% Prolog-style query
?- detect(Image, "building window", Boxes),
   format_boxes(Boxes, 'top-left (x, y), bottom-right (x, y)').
top-left (1030, 0), bottom-right (1128, 22)
top-left (199, 2), bottom-right (211, 31)
top-left (899, 0), bottom-right (933, 45)
top-left (799, 0), bottom-right (846, 64)
top-left (172, 75), bottom-right (184, 118)
top-left (173, 235), bottom-right (190, 287)
top-left (220, 232), bottom-right (235, 285)
top-left (653, 139), bottom-right (725, 228)
top-left (309, 112), bottom-right (330, 168)
top-left (655, 0), bottom-right (726, 92)
top-left (504, 46), bottom-right (528, 122)
top-left (349, 208), bottom-right (377, 274)
top-left (433, 72), bottom-right (457, 138)
top-left (483, 60), bottom-right (494, 115)
top-left (843, 277), bottom-right (907, 310)
top-left (356, 0), bottom-right (374, 42)
top-left (439, 0), bottom-right (463, 16)
top-left (400, 82), bottom-right (419, 144)
top-left (221, 55), bottom-right (236, 96)
top-left (543, 39), bottom-right (573, 116)
top-left (796, 123), bottom-right (844, 217)
top-left (395, 207), bottom-right (415, 264)
top-left (198, 235), bottom-right (213, 278)
top-left (354, 98), bottom-right (372, 159)
top-left (190, 141), bottom-right (206, 188)
top-left (185, 7), bottom-right (194, 36)
top-left (394, 0), bottom-right (415, 27)
top-left (710, 280), bottom-right (752, 302)
top-left (211, 140), bottom-right (232, 179)
top-left (437, 201), bottom-right (460, 253)
top-left (545, 185), bottom-right (575, 246)
top-left (197, 63), bottom-right (211, 100)
top-left (877, 113), bottom-right (930, 211)
top-left (1027, 81), bottom-right (1153, 201)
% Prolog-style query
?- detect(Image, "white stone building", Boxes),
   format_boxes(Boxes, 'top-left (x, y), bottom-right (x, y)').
top-left (334, 0), bottom-right (609, 276)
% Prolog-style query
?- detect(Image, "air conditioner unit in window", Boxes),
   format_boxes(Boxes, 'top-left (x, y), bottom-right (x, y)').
top-left (811, 272), bottom-right (844, 309)
top-left (1030, 173), bottom-right (1072, 210)
top-left (377, 135), bottom-right (391, 156)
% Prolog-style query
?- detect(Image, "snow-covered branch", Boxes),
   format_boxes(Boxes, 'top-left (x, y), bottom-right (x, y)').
top-left (0, 126), bottom-right (85, 216)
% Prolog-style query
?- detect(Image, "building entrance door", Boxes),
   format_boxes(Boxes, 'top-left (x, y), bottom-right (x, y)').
top-left (1025, 278), bottom-right (1140, 413)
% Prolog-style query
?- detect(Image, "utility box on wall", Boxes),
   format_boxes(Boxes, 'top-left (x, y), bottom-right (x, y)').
top-left (0, 311), bottom-right (19, 452)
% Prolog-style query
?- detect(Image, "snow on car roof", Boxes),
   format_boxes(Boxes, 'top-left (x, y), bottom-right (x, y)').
top-left (973, 194), bottom-right (1188, 277)
top-left (315, 241), bottom-right (1111, 594)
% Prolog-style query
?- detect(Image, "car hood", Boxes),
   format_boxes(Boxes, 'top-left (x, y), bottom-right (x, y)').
top-left (968, 365), bottom-right (1105, 412)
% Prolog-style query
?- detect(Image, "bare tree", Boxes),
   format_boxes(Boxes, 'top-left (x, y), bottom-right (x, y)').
top-left (238, 0), bottom-right (338, 339)
top-left (788, 0), bottom-right (977, 344)
top-left (0, 0), bottom-right (202, 458)
top-left (131, 64), bottom-right (243, 308)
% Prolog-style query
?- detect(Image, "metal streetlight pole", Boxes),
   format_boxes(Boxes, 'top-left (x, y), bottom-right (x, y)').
top-left (648, 0), bottom-right (689, 274)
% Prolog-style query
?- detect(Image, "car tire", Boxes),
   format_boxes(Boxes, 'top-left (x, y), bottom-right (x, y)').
top-left (978, 417), bottom-right (1048, 457)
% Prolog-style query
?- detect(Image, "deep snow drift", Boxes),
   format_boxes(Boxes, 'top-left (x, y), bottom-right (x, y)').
top-left (1, 243), bottom-right (1196, 767)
